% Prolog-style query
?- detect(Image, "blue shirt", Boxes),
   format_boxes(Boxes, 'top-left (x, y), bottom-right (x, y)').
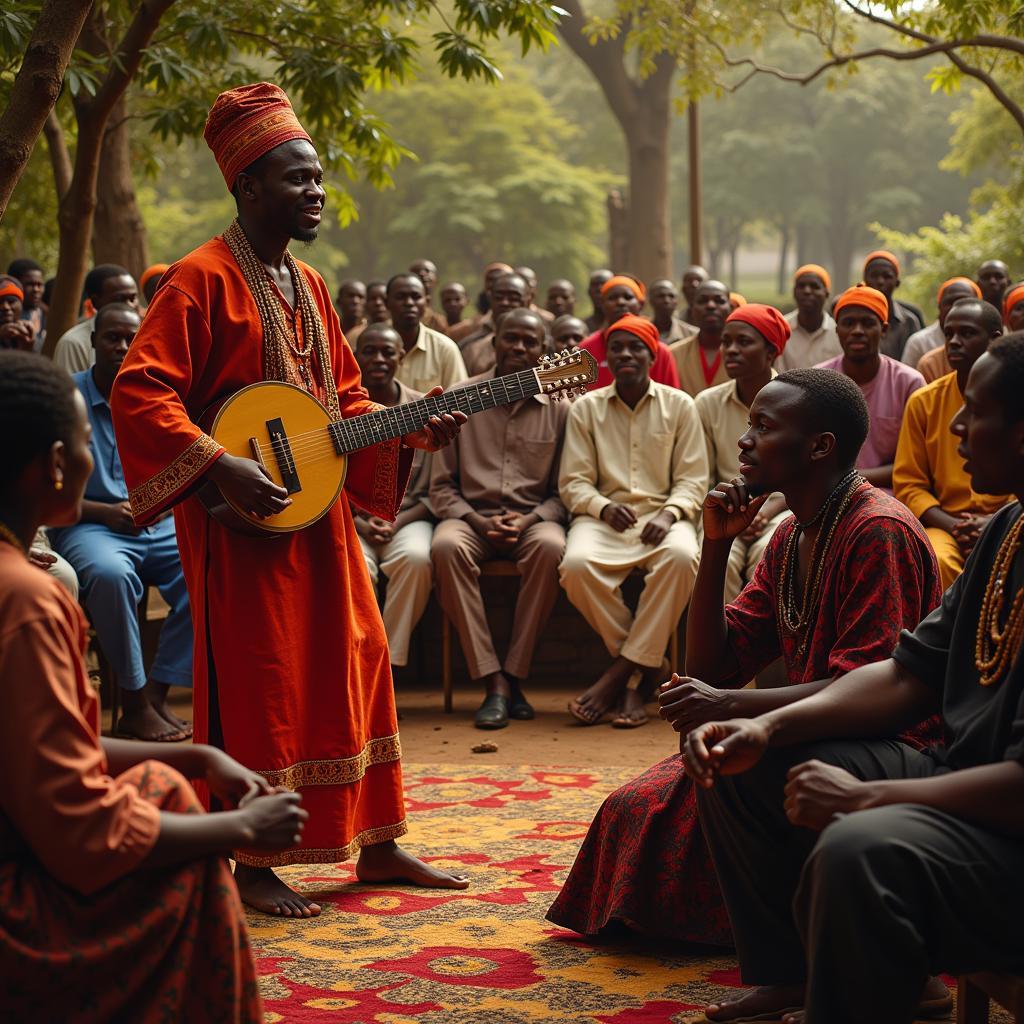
top-left (74, 369), bottom-right (128, 503)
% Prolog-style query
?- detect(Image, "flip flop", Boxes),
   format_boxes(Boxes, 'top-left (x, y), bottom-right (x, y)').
top-left (474, 693), bottom-right (510, 729)
top-left (568, 699), bottom-right (610, 726)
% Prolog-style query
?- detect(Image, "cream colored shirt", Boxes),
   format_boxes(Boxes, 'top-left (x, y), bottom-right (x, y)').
top-left (778, 310), bottom-right (841, 371)
top-left (694, 374), bottom-right (776, 488)
top-left (668, 333), bottom-right (729, 398)
top-left (559, 380), bottom-right (708, 522)
top-left (394, 322), bottom-right (468, 394)
top-left (53, 317), bottom-right (96, 373)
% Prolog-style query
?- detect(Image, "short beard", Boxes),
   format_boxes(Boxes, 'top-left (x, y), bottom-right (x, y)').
top-left (290, 225), bottom-right (319, 245)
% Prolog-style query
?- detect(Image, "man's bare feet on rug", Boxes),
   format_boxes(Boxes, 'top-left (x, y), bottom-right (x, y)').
top-left (779, 976), bottom-right (952, 1023)
top-left (356, 840), bottom-right (470, 889)
top-left (611, 688), bottom-right (648, 728)
top-left (569, 658), bottom-right (638, 724)
top-left (704, 984), bottom-right (805, 1022)
top-left (234, 864), bottom-right (322, 917)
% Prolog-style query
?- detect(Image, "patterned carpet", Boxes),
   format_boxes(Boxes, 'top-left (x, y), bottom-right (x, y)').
top-left (247, 764), bottom-right (978, 1023)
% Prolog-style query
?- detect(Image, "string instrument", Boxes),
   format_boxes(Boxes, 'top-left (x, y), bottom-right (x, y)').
top-left (197, 347), bottom-right (598, 536)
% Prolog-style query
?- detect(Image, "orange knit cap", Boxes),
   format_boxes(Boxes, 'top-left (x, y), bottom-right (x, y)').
top-left (600, 274), bottom-right (647, 304)
top-left (204, 82), bottom-right (313, 189)
top-left (604, 313), bottom-right (659, 356)
top-left (729, 292), bottom-right (747, 309)
top-left (1003, 283), bottom-right (1024, 323)
top-left (937, 276), bottom-right (981, 303)
top-left (726, 303), bottom-right (791, 355)
top-left (862, 249), bottom-right (900, 276)
top-left (0, 276), bottom-right (24, 302)
top-left (834, 284), bottom-right (889, 326)
top-left (793, 263), bottom-right (831, 292)
top-left (139, 263), bottom-right (170, 290)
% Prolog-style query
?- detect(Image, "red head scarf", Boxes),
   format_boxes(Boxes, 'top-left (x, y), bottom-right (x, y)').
top-left (604, 313), bottom-right (659, 356)
top-left (204, 82), bottom-right (313, 189)
top-left (725, 303), bottom-right (791, 355)
top-left (937, 276), bottom-right (981, 303)
top-left (862, 249), bottom-right (900, 276)
top-left (1003, 283), bottom-right (1024, 324)
top-left (139, 264), bottom-right (170, 290)
top-left (793, 263), bottom-right (831, 292)
top-left (600, 274), bottom-right (647, 304)
top-left (834, 285), bottom-right (889, 326)
top-left (0, 276), bottom-right (24, 302)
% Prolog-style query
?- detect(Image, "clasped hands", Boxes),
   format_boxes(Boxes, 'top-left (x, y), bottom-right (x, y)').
top-left (600, 503), bottom-right (676, 545)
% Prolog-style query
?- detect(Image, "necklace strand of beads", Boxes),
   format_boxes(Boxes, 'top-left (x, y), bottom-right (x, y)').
top-left (975, 513), bottom-right (1024, 687)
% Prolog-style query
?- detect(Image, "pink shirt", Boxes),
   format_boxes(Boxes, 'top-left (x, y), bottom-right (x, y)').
top-left (581, 330), bottom-right (681, 391)
top-left (817, 354), bottom-right (925, 489)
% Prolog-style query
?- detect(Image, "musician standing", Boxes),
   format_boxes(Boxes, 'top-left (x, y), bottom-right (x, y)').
top-left (111, 83), bottom-right (469, 918)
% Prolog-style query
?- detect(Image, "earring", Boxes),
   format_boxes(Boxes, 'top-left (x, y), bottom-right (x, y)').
top-left (54, 478), bottom-right (63, 491)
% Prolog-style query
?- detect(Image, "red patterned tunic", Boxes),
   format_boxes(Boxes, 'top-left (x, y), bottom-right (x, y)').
top-left (547, 484), bottom-right (943, 944)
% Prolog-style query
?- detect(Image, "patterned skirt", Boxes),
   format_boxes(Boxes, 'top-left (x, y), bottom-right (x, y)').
top-left (1, 760), bottom-right (263, 1023)
top-left (546, 753), bottom-right (733, 946)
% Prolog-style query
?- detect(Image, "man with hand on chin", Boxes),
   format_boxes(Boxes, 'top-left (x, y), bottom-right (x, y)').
top-left (680, 335), bottom-right (1024, 1024)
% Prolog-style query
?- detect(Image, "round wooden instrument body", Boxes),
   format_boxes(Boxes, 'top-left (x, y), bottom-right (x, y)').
top-left (208, 381), bottom-right (348, 534)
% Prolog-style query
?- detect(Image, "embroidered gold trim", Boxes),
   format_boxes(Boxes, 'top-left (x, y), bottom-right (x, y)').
top-left (233, 820), bottom-right (409, 867)
top-left (256, 734), bottom-right (401, 789)
top-left (129, 433), bottom-right (223, 520)
top-left (368, 435), bottom-right (402, 520)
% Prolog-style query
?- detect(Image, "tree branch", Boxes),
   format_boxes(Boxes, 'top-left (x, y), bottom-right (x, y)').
top-left (43, 109), bottom-right (73, 200)
top-left (944, 49), bottom-right (1024, 135)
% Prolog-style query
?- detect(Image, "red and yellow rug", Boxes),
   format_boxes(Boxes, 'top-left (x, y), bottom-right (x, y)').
top-left (248, 764), bottom-right (978, 1023)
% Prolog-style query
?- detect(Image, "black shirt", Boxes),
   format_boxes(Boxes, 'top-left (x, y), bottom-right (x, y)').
top-left (893, 502), bottom-right (1024, 770)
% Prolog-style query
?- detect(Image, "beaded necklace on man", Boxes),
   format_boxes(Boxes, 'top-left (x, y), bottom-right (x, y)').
top-left (976, 512), bottom-right (1024, 687)
top-left (777, 469), bottom-right (864, 659)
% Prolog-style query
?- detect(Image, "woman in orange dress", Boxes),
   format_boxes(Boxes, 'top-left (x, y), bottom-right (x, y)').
top-left (0, 351), bottom-right (307, 1022)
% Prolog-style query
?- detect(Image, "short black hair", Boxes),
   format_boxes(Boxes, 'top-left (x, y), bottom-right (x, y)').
top-left (93, 301), bottom-right (141, 333)
top-left (385, 273), bottom-right (424, 297)
top-left (355, 321), bottom-right (401, 349)
top-left (0, 352), bottom-right (79, 489)
top-left (496, 307), bottom-right (545, 338)
top-left (986, 332), bottom-right (1024, 422)
top-left (774, 367), bottom-right (870, 468)
top-left (947, 297), bottom-right (1003, 335)
top-left (7, 258), bottom-right (42, 278)
top-left (83, 264), bottom-right (132, 301)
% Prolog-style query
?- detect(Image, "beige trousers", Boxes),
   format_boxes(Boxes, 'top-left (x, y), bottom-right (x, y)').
top-left (359, 520), bottom-right (433, 667)
top-left (559, 513), bottom-right (699, 669)
top-left (33, 527), bottom-right (79, 599)
top-left (724, 510), bottom-right (790, 604)
top-left (431, 518), bottom-right (566, 680)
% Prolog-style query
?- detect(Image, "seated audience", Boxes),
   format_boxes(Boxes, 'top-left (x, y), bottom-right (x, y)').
top-left (683, 336), bottom-right (1024, 1024)
top-left (53, 264), bottom-right (139, 373)
top-left (581, 275), bottom-right (681, 390)
top-left (583, 267), bottom-right (613, 333)
top-left (440, 281), bottom-right (469, 328)
top-left (410, 258), bottom-right (450, 333)
top-left (430, 309), bottom-right (568, 729)
top-left (560, 314), bottom-right (706, 727)
top-left (696, 304), bottom-right (790, 601)
top-left (648, 278), bottom-right (690, 343)
top-left (139, 263), bottom-right (169, 306)
top-left (546, 278), bottom-right (576, 319)
top-left (1004, 282), bottom-right (1024, 332)
top-left (386, 272), bottom-right (467, 391)
top-left (678, 264), bottom-right (709, 328)
top-left (0, 350), bottom-right (306, 1022)
top-left (0, 275), bottom-right (35, 351)
top-left (7, 258), bottom-right (46, 350)
top-left (516, 265), bottom-right (555, 324)
top-left (779, 265), bottom-right (840, 371)
top-left (862, 250), bottom-right (924, 359)
top-left (548, 368), bottom-right (941, 954)
top-left (895, 297), bottom-right (1011, 590)
top-left (818, 285), bottom-right (924, 492)
top-left (450, 262), bottom-right (514, 344)
top-left (902, 276), bottom-right (980, 370)
top-left (347, 279), bottom-right (388, 344)
top-left (551, 314), bottom-right (588, 349)
top-left (335, 278), bottom-right (367, 336)
top-left (50, 304), bottom-right (194, 742)
top-left (976, 258), bottom-right (1011, 308)
top-left (461, 271), bottom-right (531, 374)
top-left (669, 279), bottom-right (732, 396)
top-left (353, 324), bottom-right (434, 671)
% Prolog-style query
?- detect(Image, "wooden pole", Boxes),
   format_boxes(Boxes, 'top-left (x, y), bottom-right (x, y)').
top-left (688, 99), bottom-right (702, 265)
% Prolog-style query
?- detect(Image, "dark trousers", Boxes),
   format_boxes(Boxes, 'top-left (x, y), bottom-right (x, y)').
top-left (695, 740), bottom-right (1024, 1024)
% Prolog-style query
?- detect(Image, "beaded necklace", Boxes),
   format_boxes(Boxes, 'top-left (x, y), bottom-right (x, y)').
top-left (0, 521), bottom-right (26, 555)
top-left (222, 219), bottom-right (341, 421)
top-left (975, 512), bottom-right (1024, 687)
top-left (777, 471), bottom-right (864, 659)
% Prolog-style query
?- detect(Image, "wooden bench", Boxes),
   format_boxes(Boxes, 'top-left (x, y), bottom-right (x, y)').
top-left (958, 972), bottom-right (1024, 1023)
top-left (440, 562), bottom-right (680, 712)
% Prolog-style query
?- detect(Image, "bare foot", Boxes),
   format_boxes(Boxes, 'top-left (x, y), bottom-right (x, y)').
top-left (115, 703), bottom-right (187, 742)
top-left (234, 864), bottom-right (321, 917)
top-left (153, 702), bottom-right (193, 738)
top-left (705, 984), bottom-right (805, 1022)
top-left (356, 840), bottom-right (470, 889)
top-left (569, 662), bottom-right (635, 724)
top-left (611, 688), bottom-right (648, 728)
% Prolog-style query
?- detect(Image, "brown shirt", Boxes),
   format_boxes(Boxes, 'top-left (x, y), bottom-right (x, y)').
top-left (462, 331), bottom-right (497, 376)
top-left (429, 370), bottom-right (569, 522)
top-left (422, 303), bottom-right (449, 334)
top-left (449, 313), bottom-right (486, 345)
top-left (917, 344), bottom-right (952, 384)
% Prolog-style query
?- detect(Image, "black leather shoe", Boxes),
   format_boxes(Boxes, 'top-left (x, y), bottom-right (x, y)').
top-left (474, 692), bottom-right (510, 729)
top-left (508, 690), bottom-right (535, 720)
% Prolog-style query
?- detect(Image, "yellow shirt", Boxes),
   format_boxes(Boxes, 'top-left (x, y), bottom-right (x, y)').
top-left (668, 334), bottom-right (730, 398)
top-left (559, 380), bottom-right (708, 522)
top-left (394, 322), bottom-right (468, 394)
top-left (893, 371), bottom-right (1010, 520)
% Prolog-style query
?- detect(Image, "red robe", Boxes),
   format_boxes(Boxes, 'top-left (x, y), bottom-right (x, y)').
top-left (112, 235), bottom-right (412, 866)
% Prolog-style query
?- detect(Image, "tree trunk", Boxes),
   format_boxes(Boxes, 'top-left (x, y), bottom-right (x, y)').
top-left (0, 0), bottom-right (93, 218)
top-left (93, 92), bottom-right (149, 279)
top-left (776, 222), bottom-right (790, 295)
top-left (607, 187), bottom-right (628, 272)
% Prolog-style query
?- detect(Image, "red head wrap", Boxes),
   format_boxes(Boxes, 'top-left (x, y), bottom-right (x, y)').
top-left (793, 263), bottom-right (831, 292)
top-left (600, 274), bottom-right (647, 304)
top-left (862, 249), bottom-right (900, 277)
top-left (204, 82), bottom-right (313, 190)
top-left (604, 313), bottom-right (660, 357)
top-left (1003, 283), bottom-right (1024, 324)
top-left (937, 276), bottom-right (981, 304)
top-left (140, 263), bottom-right (170, 290)
top-left (725, 303), bottom-right (791, 355)
top-left (834, 285), bottom-right (889, 326)
top-left (0, 277), bottom-right (24, 302)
